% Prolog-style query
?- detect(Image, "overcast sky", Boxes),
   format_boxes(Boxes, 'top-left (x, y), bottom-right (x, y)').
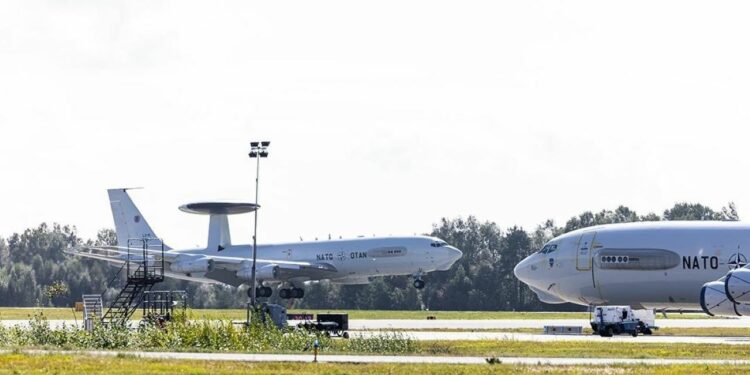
top-left (1, 1), bottom-right (749, 248)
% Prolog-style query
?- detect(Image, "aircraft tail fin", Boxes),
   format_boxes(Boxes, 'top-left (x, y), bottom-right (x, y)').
top-left (107, 188), bottom-right (170, 249)
top-left (207, 214), bottom-right (231, 251)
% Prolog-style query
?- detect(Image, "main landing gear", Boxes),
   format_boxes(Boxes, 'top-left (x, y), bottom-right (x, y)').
top-left (249, 285), bottom-right (273, 298)
top-left (279, 287), bottom-right (304, 299)
top-left (248, 283), bottom-right (305, 299)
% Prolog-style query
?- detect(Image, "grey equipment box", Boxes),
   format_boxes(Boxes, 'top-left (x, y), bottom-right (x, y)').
top-left (258, 303), bottom-right (288, 329)
top-left (544, 325), bottom-right (583, 335)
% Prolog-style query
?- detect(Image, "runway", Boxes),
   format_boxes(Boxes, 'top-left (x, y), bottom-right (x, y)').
top-left (352, 330), bottom-right (750, 344)
top-left (347, 318), bottom-right (750, 330)
top-left (8, 349), bottom-right (750, 366)
top-left (6, 318), bottom-right (747, 330)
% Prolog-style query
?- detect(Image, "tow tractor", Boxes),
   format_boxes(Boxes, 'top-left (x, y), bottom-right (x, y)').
top-left (590, 306), bottom-right (656, 337)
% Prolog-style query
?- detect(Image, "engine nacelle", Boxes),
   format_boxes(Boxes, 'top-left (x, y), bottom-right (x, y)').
top-left (701, 280), bottom-right (750, 316)
top-left (237, 264), bottom-right (279, 281)
top-left (170, 257), bottom-right (213, 274)
top-left (725, 269), bottom-right (750, 304)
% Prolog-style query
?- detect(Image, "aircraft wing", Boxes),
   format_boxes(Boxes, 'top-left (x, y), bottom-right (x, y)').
top-left (66, 245), bottom-right (338, 287)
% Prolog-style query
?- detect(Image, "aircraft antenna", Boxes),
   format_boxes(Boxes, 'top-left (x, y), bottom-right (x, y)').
top-left (738, 244), bottom-right (744, 269)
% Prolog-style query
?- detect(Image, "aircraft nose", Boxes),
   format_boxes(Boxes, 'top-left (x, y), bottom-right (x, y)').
top-left (434, 245), bottom-right (463, 271)
top-left (446, 245), bottom-right (463, 261)
top-left (514, 255), bottom-right (533, 285)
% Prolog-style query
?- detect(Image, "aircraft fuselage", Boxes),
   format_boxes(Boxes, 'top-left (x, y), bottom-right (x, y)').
top-left (514, 222), bottom-right (749, 310)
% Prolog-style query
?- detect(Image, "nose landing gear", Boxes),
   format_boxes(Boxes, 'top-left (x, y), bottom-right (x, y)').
top-left (412, 271), bottom-right (426, 289)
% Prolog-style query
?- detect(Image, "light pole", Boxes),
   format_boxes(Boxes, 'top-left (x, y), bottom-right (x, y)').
top-left (248, 141), bottom-right (269, 308)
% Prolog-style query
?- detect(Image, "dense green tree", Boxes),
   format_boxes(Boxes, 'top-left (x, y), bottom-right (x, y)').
top-left (663, 202), bottom-right (738, 221)
top-left (0, 200), bottom-right (740, 311)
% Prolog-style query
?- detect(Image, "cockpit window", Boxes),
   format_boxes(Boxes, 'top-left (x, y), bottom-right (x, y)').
top-left (431, 241), bottom-right (448, 247)
top-left (539, 244), bottom-right (557, 254)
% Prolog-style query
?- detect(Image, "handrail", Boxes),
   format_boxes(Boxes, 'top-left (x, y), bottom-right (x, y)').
top-left (101, 263), bottom-right (126, 299)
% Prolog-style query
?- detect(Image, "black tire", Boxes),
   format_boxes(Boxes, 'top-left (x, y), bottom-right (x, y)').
top-left (259, 286), bottom-right (272, 298)
top-left (293, 288), bottom-right (305, 299)
top-left (606, 327), bottom-right (614, 337)
top-left (631, 330), bottom-right (638, 337)
top-left (342, 332), bottom-right (350, 339)
top-left (413, 279), bottom-right (425, 289)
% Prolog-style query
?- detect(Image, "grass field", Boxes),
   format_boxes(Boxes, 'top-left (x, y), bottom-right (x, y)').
top-left (0, 353), bottom-right (749, 375)
top-left (0, 308), bottom-right (721, 321)
top-left (1, 338), bottom-right (748, 360)
top-left (406, 340), bottom-right (750, 359)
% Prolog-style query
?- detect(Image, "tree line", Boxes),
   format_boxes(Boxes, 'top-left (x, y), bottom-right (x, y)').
top-left (0, 202), bottom-right (738, 311)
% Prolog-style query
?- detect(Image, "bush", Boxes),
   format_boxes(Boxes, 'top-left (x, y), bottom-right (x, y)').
top-left (0, 310), bottom-right (419, 355)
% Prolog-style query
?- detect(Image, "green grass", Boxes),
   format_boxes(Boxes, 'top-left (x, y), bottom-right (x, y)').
top-left (5, 312), bottom-right (750, 360)
top-left (409, 340), bottom-right (750, 359)
top-left (0, 353), bottom-right (750, 375)
top-left (0, 308), bottom-right (721, 321)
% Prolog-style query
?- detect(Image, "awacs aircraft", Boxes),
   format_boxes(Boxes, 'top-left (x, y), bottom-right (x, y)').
top-left (70, 189), bottom-right (462, 299)
top-left (513, 221), bottom-right (750, 316)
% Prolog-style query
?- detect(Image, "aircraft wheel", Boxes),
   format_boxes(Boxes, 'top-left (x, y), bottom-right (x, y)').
top-left (279, 289), bottom-right (291, 299)
top-left (413, 279), bottom-right (425, 289)
top-left (258, 286), bottom-right (272, 298)
top-left (292, 288), bottom-right (305, 299)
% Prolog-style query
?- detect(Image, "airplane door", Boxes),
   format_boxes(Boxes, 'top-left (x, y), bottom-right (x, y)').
top-left (576, 231), bottom-right (597, 271)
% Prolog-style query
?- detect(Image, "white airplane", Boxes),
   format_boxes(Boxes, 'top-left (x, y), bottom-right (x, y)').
top-left (513, 221), bottom-right (750, 316)
top-left (71, 189), bottom-right (463, 299)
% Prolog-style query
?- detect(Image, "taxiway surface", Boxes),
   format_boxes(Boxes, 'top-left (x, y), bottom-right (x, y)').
top-left (9, 350), bottom-right (750, 366)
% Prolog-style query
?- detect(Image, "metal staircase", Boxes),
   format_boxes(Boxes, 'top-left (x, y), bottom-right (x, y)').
top-left (82, 294), bottom-right (103, 330)
top-left (99, 237), bottom-right (165, 327)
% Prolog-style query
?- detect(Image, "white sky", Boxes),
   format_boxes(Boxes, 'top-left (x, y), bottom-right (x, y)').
top-left (1, 1), bottom-right (750, 248)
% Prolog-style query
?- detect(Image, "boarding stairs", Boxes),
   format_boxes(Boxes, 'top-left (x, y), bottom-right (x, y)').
top-left (89, 237), bottom-right (166, 327)
top-left (81, 294), bottom-right (103, 330)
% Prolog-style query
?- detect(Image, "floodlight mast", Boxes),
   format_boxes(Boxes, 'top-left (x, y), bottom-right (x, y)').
top-left (248, 141), bottom-right (269, 309)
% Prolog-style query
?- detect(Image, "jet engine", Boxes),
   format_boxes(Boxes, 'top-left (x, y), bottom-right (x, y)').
top-left (170, 256), bottom-right (214, 274)
top-left (725, 268), bottom-right (750, 304)
top-left (237, 264), bottom-right (279, 281)
top-left (701, 280), bottom-right (750, 316)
